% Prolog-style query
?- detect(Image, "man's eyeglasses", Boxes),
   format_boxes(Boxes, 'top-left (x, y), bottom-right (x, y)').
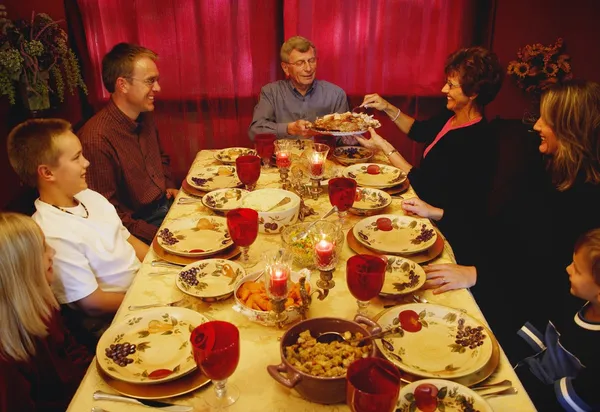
top-left (287, 57), bottom-right (318, 68)
top-left (127, 76), bottom-right (160, 87)
top-left (445, 80), bottom-right (461, 90)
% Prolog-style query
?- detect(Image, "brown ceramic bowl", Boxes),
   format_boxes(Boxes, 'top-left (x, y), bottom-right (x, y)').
top-left (267, 316), bottom-right (380, 404)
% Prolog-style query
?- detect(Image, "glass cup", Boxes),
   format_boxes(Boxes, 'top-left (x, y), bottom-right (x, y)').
top-left (346, 357), bottom-right (402, 412)
top-left (190, 321), bottom-right (240, 408)
top-left (235, 155), bottom-right (261, 191)
top-left (226, 208), bottom-right (259, 268)
top-left (328, 177), bottom-right (357, 229)
top-left (313, 134), bottom-right (336, 158)
top-left (254, 133), bottom-right (276, 169)
top-left (346, 254), bottom-right (386, 315)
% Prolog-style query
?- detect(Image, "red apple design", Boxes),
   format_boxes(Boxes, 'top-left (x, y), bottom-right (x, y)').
top-left (367, 164), bottom-right (381, 175)
top-left (399, 310), bottom-right (422, 332)
top-left (376, 217), bottom-right (393, 231)
top-left (414, 383), bottom-right (439, 412)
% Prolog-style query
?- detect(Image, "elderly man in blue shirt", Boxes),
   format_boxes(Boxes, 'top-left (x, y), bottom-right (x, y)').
top-left (249, 36), bottom-right (350, 141)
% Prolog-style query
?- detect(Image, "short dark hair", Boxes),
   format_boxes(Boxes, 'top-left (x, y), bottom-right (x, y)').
top-left (102, 43), bottom-right (158, 93)
top-left (445, 46), bottom-right (503, 108)
top-left (7, 119), bottom-right (72, 187)
top-left (574, 228), bottom-right (600, 286)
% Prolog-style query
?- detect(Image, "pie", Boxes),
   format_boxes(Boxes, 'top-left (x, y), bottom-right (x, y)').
top-left (311, 111), bottom-right (381, 133)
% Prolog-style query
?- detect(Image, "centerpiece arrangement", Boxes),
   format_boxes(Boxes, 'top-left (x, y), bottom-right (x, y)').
top-left (0, 8), bottom-right (87, 111)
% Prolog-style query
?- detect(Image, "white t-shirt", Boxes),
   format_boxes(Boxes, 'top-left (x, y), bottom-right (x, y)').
top-left (33, 189), bottom-right (141, 304)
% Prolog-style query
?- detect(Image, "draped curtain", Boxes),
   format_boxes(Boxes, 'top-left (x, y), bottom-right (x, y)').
top-left (73, 0), bottom-right (479, 183)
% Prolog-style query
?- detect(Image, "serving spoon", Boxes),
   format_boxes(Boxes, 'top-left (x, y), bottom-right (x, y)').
top-left (316, 326), bottom-right (403, 345)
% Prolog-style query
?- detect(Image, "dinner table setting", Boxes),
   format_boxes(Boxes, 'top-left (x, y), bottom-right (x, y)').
top-left (68, 124), bottom-right (537, 411)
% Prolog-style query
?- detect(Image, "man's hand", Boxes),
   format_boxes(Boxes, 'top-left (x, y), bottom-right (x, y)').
top-left (422, 264), bottom-right (477, 294)
top-left (166, 188), bottom-right (179, 199)
top-left (401, 197), bottom-right (444, 221)
top-left (287, 120), bottom-right (313, 137)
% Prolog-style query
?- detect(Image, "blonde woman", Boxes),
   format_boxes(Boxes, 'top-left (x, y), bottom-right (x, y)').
top-left (0, 212), bottom-right (90, 411)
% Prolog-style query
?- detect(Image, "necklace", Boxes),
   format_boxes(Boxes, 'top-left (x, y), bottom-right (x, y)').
top-left (51, 200), bottom-right (89, 219)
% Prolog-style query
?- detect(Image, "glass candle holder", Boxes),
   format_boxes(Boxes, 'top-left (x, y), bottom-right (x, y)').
top-left (274, 139), bottom-right (294, 190)
top-left (263, 249), bottom-right (293, 327)
top-left (305, 143), bottom-right (330, 200)
top-left (310, 221), bottom-right (343, 299)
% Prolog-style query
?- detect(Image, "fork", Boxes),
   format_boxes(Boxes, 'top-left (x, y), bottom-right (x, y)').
top-left (481, 386), bottom-right (518, 398)
top-left (128, 298), bottom-right (186, 311)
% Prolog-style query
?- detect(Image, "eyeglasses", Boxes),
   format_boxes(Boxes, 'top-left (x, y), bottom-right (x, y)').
top-left (445, 80), bottom-right (461, 90)
top-left (126, 76), bottom-right (160, 87)
top-left (287, 57), bottom-right (318, 68)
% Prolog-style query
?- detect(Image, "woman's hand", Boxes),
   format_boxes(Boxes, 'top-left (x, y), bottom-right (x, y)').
top-left (361, 93), bottom-right (391, 112)
top-left (355, 128), bottom-right (390, 152)
top-left (422, 264), bottom-right (477, 294)
top-left (401, 197), bottom-right (444, 221)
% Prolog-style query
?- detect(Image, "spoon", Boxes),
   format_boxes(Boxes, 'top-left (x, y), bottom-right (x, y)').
top-left (316, 326), bottom-right (403, 345)
top-left (291, 205), bottom-right (338, 242)
top-left (265, 196), bottom-right (291, 212)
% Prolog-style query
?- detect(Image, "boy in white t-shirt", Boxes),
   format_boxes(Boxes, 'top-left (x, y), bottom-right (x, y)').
top-left (7, 119), bottom-right (148, 321)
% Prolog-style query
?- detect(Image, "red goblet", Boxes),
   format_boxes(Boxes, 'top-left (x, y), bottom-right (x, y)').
top-left (346, 254), bottom-right (386, 315)
top-left (328, 177), bottom-right (357, 229)
top-left (346, 357), bottom-right (402, 412)
top-left (191, 321), bottom-right (240, 408)
top-left (254, 133), bottom-right (276, 169)
top-left (235, 155), bottom-right (261, 191)
top-left (226, 208), bottom-right (259, 268)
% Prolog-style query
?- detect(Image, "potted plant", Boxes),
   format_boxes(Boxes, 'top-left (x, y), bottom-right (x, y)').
top-left (0, 6), bottom-right (87, 111)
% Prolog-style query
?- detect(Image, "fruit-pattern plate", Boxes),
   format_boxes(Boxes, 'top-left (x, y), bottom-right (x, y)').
top-left (96, 307), bottom-right (209, 384)
top-left (332, 146), bottom-right (373, 166)
top-left (352, 214), bottom-right (437, 255)
top-left (201, 188), bottom-right (248, 213)
top-left (157, 216), bottom-right (232, 258)
top-left (186, 166), bottom-right (242, 191)
top-left (213, 147), bottom-right (257, 164)
top-left (375, 303), bottom-right (493, 379)
top-left (349, 187), bottom-right (392, 216)
top-left (379, 256), bottom-right (426, 296)
top-left (343, 163), bottom-right (406, 188)
top-left (176, 259), bottom-right (245, 299)
top-left (397, 379), bottom-right (492, 412)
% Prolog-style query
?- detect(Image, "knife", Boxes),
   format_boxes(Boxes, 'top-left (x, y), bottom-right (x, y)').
top-left (93, 391), bottom-right (193, 412)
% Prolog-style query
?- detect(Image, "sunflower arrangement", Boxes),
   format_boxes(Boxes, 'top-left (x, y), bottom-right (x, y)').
top-left (507, 38), bottom-right (572, 97)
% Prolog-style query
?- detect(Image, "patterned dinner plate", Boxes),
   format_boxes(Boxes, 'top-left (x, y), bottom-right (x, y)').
top-left (333, 146), bottom-right (373, 165)
top-left (375, 303), bottom-right (493, 379)
top-left (397, 379), bottom-right (493, 412)
top-left (352, 214), bottom-right (438, 255)
top-left (380, 256), bottom-right (426, 296)
top-left (157, 216), bottom-right (233, 258)
top-left (213, 147), bottom-right (257, 164)
top-left (348, 187), bottom-right (392, 216)
top-left (96, 307), bottom-right (209, 384)
top-left (201, 188), bottom-right (248, 213)
top-left (176, 259), bottom-right (245, 299)
top-left (186, 166), bottom-right (242, 191)
top-left (343, 163), bottom-right (407, 188)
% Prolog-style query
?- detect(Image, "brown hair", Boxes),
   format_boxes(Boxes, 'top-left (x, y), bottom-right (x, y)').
top-left (445, 46), bottom-right (503, 108)
top-left (280, 36), bottom-right (316, 63)
top-left (7, 118), bottom-right (72, 187)
top-left (540, 80), bottom-right (600, 191)
top-left (102, 42), bottom-right (158, 93)
top-left (574, 228), bottom-right (600, 286)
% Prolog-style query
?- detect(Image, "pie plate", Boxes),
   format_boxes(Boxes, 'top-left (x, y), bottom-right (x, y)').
top-left (343, 163), bottom-right (407, 188)
top-left (380, 256), bottom-right (426, 296)
top-left (96, 307), bottom-right (209, 384)
top-left (157, 216), bottom-right (233, 258)
top-left (176, 258), bottom-right (245, 299)
top-left (397, 379), bottom-right (492, 412)
top-left (213, 147), bottom-right (257, 164)
top-left (375, 303), bottom-right (493, 379)
top-left (186, 165), bottom-right (242, 191)
top-left (352, 214), bottom-right (437, 255)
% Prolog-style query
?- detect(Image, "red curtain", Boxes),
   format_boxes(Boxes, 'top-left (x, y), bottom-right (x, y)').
top-left (74, 0), bottom-right (477, 182)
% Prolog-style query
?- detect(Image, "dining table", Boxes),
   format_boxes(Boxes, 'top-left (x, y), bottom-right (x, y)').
top-left (68, 148), bottom-right (537, 412)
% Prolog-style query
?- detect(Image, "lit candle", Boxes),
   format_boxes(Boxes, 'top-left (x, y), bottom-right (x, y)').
top-left (315, 239), bottom-right (334, 267)
top-left (269, 265), bottom-right (289, 298)
top-left (276, 152), bottom-right (291, 169)
top-left (310, 153), bottom-right (323, 176)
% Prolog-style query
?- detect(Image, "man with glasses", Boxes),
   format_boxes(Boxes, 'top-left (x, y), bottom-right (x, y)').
top-left (78, 43), bottom-right (177, 244)
top-left (248, 36), bottom-right (349, 141)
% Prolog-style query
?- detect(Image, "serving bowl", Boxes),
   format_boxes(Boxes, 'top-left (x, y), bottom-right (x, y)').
top-left (240, 188), bottom-right (301, 234)
top-left (232, 269), bottom-right (312, 326)
top-left (267, 316), bottom-right (380, 404)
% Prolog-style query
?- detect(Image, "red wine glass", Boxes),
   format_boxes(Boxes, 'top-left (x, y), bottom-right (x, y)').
top-left (328, 177), bottom-right (357, 229)
top-left (226, 208), bottom-right (259, 268)
top-left (254, 133), bottom-right (276, 170)
top-left (190, 321), bottom-right (240, 408)
top-left (346, 254), bottom-right (386, 315)
top-left (346, 357), bottom-right (402, 412)
top-left (235, 155), bottom-right (261, 190)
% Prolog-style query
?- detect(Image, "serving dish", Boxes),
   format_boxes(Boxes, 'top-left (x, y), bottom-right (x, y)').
top-left (240, 188), bottom-right (301, 234)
